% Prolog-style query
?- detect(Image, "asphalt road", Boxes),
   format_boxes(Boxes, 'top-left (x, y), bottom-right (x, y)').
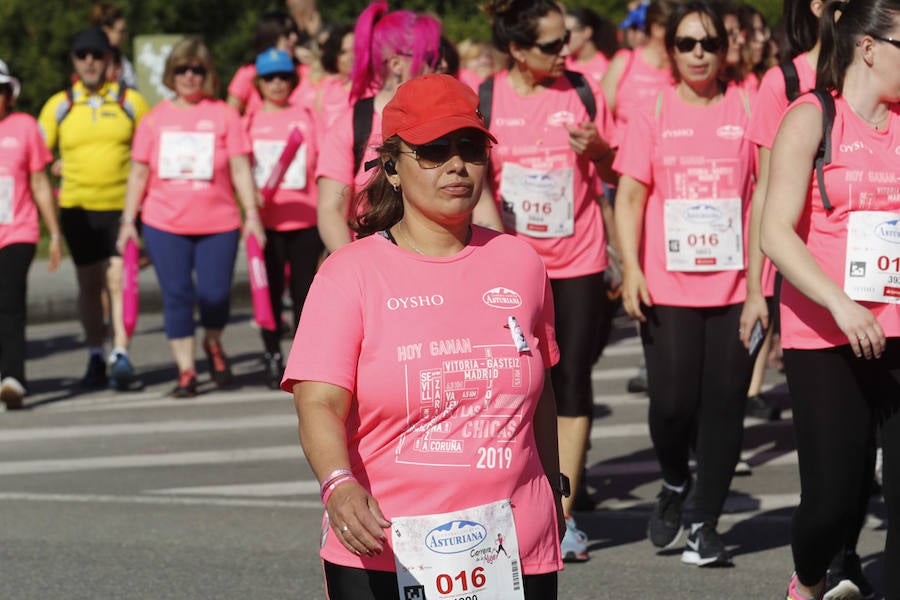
top-left (0, 309), bottom-right (888, 599)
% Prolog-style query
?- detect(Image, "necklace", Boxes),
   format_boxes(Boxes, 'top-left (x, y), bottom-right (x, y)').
top-left (846, 98), bottom-right (889, 130)
top-left (396, 222), bottom-right (426, 255)
top-left (394, 222), bottom-right (473, 256)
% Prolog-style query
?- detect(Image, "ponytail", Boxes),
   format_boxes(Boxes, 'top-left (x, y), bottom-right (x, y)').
top-left (351, 1), bottom-right (389, 101)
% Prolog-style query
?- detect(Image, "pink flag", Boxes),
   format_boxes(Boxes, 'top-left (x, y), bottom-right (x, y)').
top-left (122, 238), bottom-right (139, 338)
top-left (260, 127), bottom-right (304, 204)
top-left (246, 233), bottom-right (277, 331)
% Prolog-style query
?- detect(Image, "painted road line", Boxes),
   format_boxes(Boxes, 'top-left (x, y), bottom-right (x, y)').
top-left (42, 389), bottom-right (289, 413)
top-left (0, 446), bottom-right (302, 476)
top-left (149, 481), bottom-right (320, 497)
top-left (0, 415), bottom-right (293, 443)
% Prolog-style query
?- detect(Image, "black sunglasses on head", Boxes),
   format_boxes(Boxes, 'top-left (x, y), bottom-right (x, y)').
top-left (399, 131), bottom-right (491, 169)
top-left (534, 30), bottom-right (572, 55)
top-left (74, 48), bottom-right (106, 61)
top-left (173, 64), bottom-right (207, 77)
top-left (673, 36), bottom-right (723, 54)
top-left (260, 72), bottom-right (294, 83)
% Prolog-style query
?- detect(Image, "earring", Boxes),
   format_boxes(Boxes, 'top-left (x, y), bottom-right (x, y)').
top-left (392, 183), bottom-right (400, 192)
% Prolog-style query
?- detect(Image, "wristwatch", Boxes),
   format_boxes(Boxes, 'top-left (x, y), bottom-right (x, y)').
top-left (557, 473), bottom-right (571, 498)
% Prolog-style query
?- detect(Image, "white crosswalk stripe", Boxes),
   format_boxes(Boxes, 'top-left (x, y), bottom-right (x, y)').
top-left (0, 331), bottom-right (811, 528)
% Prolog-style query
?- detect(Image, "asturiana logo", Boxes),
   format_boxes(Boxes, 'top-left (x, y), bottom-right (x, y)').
top-left (482, 287), bottom-right (523, 309)
top-left (425, 520), bottom-right (487, 555)
top-left (874, 219), bottom-right (900, 244)
top-left (683, 204), bottom-right (722, 224)
top-left (716, 125), bottom-right (744, 140)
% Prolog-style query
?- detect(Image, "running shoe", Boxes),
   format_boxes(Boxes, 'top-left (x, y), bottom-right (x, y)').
top-left (0, 377), bottom-right (25, 410)
top-left (108, 352), bottom-right (135, 391)
top-left (746, 393), bottom-right (781, 421)
top-left (560, 517), bottom-right (589, 562)
top-left (647, 480), bottom-right (690, 549)
top-left (203, 340), bottom-right (233, 386)
top-left (681, 523), bottom-right (732, 566)
top-left (874, 448), bottom-right (883, 491)
top-left (80, 354), bottom-right (108, 388)
top-left (787, 573), bottom-right (825, 600)
top-left (627, 364), bottom-right (648, 394)
top-left (263, 352), bottom-right (284, 390)
top-left (734, 460), bottom-right (753, 476)
top-left (825, 551), bottom-right (871, 600)
top-left (170, 370), bottom-right (198, 399)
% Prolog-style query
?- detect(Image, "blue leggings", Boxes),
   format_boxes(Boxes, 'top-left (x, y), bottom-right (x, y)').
top-left (143, 224), bottom-right (240, 339)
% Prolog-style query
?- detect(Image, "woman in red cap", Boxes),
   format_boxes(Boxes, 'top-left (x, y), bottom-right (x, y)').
top-left (284, 73), bottom-right (564, 599)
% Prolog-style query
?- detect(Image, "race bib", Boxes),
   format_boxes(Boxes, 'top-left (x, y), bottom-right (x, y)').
top-left (393, 499), bottom-right (524, 600)
top-left (158, 131), bottom-right (215, 180)
top-left (663, 198), bottom-right (743, 272)
top-left (0, 176), bottom-right (13, 225)
top-left (252, 139), bottom-right (307, 190)
top-left (844, 210), bottom-right (900, 304)
top-left (499, 163), bottom-right (574, 238)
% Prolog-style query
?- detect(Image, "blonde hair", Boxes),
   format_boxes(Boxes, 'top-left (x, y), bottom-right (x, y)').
top-left (162, 38), bottom-right (220, 99)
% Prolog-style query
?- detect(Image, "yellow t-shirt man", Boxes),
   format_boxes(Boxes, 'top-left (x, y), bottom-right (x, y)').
top-left (38, 80), bottom-right (149, 211)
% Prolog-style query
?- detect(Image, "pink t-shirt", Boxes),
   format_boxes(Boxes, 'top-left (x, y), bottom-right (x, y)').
top-left (487, 70), bottom-right (614, 279)
top-left (282, 226), bottom-right (562, 574)
top-left (311, 75), bottom-right (351, 132)
top-left (458, 68), bottom-right (485, 93)
top-left (0, 113), bottom-right (53, 249)
top-left (746, 53), bottom-right (816, 149)
top-left (228, 63), bottom-right (315, 118)
top-left (566, 53), bottom-right (609, 93)
top-left (314, 99), bottom-right (382, 192)
top-left (132, 99), bottom-right (251, 235)
top-left (244, 105), bottom-right (318, 231)
top-left (613, 83), bottom-right (756, 307)
top-left (611, 48), bottom-right (673, 147)
top-left (779, 94), bottom-right (900, 349)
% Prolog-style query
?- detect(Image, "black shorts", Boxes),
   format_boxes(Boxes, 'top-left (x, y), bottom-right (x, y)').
top-left (59, 208), bottom-right (122, 266)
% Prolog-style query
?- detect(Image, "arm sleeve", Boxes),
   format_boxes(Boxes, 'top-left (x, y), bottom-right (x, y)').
top-left (612, 109), bottom-right (654, 186)
top-left (745, 67), bottom-right (789, 149)
top-left (127, 89), bottom-right (151, 124)
top-left (313, 104), bottom-right (355, 186)
top-left (130, 113), bottom-right (155, 164)
top-left (282, 258), bottom-right (364, 393)
top-left (26, 117), bottom-right (53, 171)
top-left (224, 105), bottom-right (252, 157)
top-left (36, 94), bottom-right (62, 150)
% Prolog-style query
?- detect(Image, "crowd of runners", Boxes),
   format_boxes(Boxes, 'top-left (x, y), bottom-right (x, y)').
top-left (0, 0), bottom-right (898, 598)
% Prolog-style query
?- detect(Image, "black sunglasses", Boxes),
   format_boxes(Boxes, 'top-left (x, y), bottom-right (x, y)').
top-left (173, 65), bottom-right (207, 77)
top-left (872, 34), bottom-right (900, 49)
top-left (673, 36), bottom-right (723, 54)
top-left (399, 132), bottom-right (491, 169)
top-left (534, 30), bottom-right (572, 55)
top-left (260, 71), bottom-right (294, 83)
top-left (74, 48), bottom-right (106, 61)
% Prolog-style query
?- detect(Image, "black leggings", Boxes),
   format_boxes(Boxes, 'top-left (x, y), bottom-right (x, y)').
top-left (641, 303), bottom-right (756, 525)
top-left (0, 243), bottom-right (35, 386)
top-left (323, 561), bottom-right (557, 600)
top-left (550, 272), bottom-right (611, 417)
top-left (784, 342), bottom-right (900, 597)
top-left (260, 227), bottom-right (323, 354)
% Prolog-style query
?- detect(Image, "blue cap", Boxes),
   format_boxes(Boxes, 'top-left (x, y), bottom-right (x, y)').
top-left (620, 2), bottom-right (649, 30)
top-left (255, 48), bottom-right (294, 76)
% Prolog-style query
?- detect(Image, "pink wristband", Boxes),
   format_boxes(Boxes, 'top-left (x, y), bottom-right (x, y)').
top-left (321, 475), bottom-right (356, 506)
top-left (320, 469), bottom-right (354, 494)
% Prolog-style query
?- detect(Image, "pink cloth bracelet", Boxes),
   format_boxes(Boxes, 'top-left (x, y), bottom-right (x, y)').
top-left (320, 469), bottom-right (354, 494)
top-left (321, 475), bottom-right (356, 506)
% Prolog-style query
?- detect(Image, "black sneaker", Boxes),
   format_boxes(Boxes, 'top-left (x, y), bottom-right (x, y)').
top-left (203, 340), bottom-right (233, 387)
top-left (825, 551), bottom-right (872, 600)
top-left (80, 354), bottom-right (108, 388)
top-left (681, 524), bottom-right (732, 567)
top-left (647, 480), bottom-right (690, 549)
top-left (627, 365), bottom-right (647, 394)
top-left (745, 394), bottom-right (781, 421)
top-left (170, 370), bottom-right (198, 399)
top-left (263, 352), bottom-right (284, 390)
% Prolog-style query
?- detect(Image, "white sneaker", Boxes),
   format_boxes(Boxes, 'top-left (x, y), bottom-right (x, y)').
top-left (0, 377), bottom-right (25, 410)
top-left (561, 517), bottom-right (589, 562)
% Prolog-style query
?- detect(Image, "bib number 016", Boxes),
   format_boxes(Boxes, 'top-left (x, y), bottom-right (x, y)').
top-left (436, 567), bottom-right (486, 596)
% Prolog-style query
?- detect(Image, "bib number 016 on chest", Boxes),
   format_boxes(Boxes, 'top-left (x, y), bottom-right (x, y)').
top-left (844, 210), bottom-right (900, 304)
top-left (393, 499), bottom-right (524, 600)
top-left (663, 198), bottom-right (743, 272)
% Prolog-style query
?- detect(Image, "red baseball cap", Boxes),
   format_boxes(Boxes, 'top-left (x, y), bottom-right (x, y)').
top-left (382, 74), bottom-right (497, 145)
